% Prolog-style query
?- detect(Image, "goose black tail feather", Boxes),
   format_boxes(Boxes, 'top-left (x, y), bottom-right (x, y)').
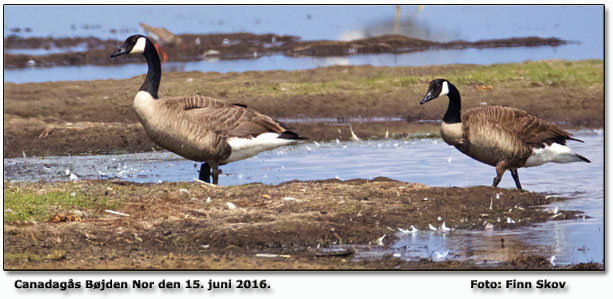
top-left (278, 130), bottom-right (307, 140)
top-left (543, 136), bottom-right (584, 147)
top-left (575, 153), bottom-right (591, 163)
top-left (568, 136), bottom-right (584, 143)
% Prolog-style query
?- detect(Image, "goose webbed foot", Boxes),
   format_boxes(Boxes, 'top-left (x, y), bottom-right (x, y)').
top-left (510, 169), bottom-right (522, 190)
top-left (198, 162), bottom-right (211, 183)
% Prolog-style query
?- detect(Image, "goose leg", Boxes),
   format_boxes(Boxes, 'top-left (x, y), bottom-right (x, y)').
top-left (198, 162), bottom-right (212, 183)
top-left (211, 166), bottom-right (222, 185)
top-left (510, 169), bottom-right (522, 190)
top-left (492, 161), bottom-right (508, 188)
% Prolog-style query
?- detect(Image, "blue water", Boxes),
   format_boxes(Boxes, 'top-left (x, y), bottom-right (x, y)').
top-left (4, 43), bottom-right (93, 55)
top-left (3, 130), bottom-right (604, 265)
top-left (3, 44), bottom-right (596, 84)
top-left (3, 5), bottom-right (604, 83)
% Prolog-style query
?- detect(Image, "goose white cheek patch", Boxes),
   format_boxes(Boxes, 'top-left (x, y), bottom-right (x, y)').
top-left (439, 81), bottom-right (450, 97)
top-left (130, 37), bottom-right (147, 54)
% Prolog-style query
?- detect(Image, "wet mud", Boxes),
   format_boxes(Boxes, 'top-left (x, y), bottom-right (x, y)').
top-left (3, 61), bottom-right (603, 158)
top-left (4, 34), bottom-right (568, 69)
top-left (3, 178), bottom-right (598, 270)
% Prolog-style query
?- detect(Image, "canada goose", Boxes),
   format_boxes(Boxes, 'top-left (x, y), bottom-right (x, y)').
top-left (110, 34), bottom-right (304, 184)
top-left (139, 23), bottom-right (182, 46)
top-left (420, 79), bottom-right (590, 190)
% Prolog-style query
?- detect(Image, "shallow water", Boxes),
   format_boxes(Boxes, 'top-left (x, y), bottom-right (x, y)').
top-left (4, 43), bottom-right (93, 55)
top-left (2, 130), bottom-right (604, 265)
top-left (3, 5), bottom-right (603, 83)
top-left (3, 45), bottom-right (596, 84)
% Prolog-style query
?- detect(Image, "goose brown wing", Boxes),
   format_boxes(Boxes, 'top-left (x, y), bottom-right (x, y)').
top-left (462, 105), bottom-right (580, 147)
top-left (163, 95), bottom-right (289, 138)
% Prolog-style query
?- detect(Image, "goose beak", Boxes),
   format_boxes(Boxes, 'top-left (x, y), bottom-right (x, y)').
top-left (110, 46), bottom-right (128, 58)
top-left (420, 92), bottom-right (435, 105)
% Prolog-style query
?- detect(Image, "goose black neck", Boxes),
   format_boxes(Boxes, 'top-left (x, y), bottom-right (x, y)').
top-left (140, 40), bottom-right (161, 99)
top-left (442, 83), bottom-right (461, 124)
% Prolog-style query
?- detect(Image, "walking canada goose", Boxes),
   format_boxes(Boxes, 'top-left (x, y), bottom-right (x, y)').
top-left (110, 34), bottom-right (304, 184)
top-left (420, 79), bottom-right (590, 190)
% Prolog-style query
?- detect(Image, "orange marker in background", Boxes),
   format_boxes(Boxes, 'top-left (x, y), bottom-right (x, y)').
top-left (154, 42), bottom-right (168, 63)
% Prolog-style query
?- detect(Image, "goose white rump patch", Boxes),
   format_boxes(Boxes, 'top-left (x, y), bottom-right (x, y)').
top-left (224, 133), bottom-right (296, 163)
top-left (524, 143), bottom-right (584, 167)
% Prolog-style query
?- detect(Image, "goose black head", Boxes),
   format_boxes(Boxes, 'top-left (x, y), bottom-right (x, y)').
top-left (110, 34), bottom-right (149, 58)
top-left (420, 78), bottom-right (450, 105)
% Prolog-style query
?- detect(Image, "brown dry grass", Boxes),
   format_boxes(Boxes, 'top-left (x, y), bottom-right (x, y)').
top-left (4, 178), bottom-right (591, 270)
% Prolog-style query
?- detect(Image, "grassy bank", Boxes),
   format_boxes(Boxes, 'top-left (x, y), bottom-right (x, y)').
top-left (3, 60), bottom-right (603, 157)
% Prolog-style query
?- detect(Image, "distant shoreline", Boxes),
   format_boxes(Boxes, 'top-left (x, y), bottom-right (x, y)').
top-left (4, 34), bottom-right (570, 69)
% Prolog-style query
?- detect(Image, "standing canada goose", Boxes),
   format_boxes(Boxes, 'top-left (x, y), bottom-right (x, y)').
top-left (110, 34), bottom-right (304, 184)
top-left (420, 79), bottom-right (590, 190)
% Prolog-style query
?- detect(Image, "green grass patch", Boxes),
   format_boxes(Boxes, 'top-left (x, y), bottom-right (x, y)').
top-left (160, 60), bottom-right (602, 98)
top-left (3, 187), bottom-right (119, 222)
top-left (4, 252), bottom-right (44, 262)
top-left (447, 60), bottom-right (603, 87)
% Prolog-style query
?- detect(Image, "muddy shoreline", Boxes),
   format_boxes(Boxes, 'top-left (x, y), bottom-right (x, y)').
top-left (3, 61), bottom-right (603, 158)
top-left (3, 178), bottom-right (600, 270)
top-left (4, 34), bottom-right (569, 69)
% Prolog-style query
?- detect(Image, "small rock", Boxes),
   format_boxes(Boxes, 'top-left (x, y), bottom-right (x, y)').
top-left (71, 210), bottom-right (88, 218)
